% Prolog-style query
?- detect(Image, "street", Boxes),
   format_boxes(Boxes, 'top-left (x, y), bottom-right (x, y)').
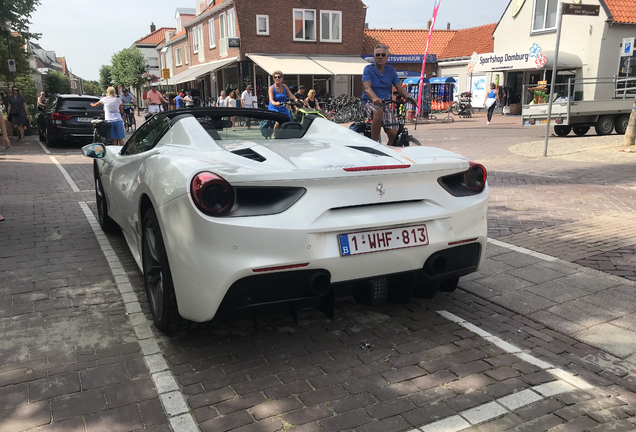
top-left (1, 114), bottom-right (636, 432)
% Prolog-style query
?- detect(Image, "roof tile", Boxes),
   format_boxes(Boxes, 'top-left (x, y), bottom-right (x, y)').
top-left (604, 0), bottom-right (636, 24)
top-left (363, 29), bottom-right (457, 56)
top-left (439, 23), bottom-right (496, 59)
top-left (134, 27), bottom-right (176, 45)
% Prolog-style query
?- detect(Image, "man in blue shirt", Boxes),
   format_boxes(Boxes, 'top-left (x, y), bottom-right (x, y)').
top-left (362, 43), bottom-right (414, 145)
top-left (175, 92), bottom-right (184, 109)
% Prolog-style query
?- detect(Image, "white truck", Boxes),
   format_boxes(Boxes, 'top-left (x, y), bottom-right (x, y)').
top-left (521, 77), bottom-right (634, 136)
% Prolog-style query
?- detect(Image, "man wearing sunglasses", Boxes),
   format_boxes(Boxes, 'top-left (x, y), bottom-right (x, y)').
top-left (362, 44), bottom-right (414, 145)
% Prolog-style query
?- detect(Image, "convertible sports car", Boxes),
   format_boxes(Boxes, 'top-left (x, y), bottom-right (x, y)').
top-left (82, 108), bottom-right (488, 334)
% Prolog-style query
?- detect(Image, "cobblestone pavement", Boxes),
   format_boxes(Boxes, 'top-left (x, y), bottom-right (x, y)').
top-left (1, 125), bottom-right (636, 432)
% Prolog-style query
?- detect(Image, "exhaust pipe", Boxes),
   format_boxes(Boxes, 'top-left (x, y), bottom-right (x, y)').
top-left (424, 253), bottom-right (448, 276)
top-left (307, 271), bottom-right (331, 296)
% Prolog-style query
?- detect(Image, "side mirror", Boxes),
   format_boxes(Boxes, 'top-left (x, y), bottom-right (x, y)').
top-left (82, 143), bottom-right (106, 159)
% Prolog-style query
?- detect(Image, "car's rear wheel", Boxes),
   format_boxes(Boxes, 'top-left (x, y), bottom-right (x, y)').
top-left (595, 115), bottom-right (614, 136)
top-left (142, 207), bottom-right (182, 335)
top-left (94, 163), bottom-right (117, 232)
top-left (554, 126), bottom-right (571, 137)
top-left (615, 115), bottom-right (629, 135)
top-left (45, 126), bottom-right (57, 147)
top-left (573, 126), bottom-right (589, 136)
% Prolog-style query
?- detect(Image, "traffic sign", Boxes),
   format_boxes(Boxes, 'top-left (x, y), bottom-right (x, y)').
top-left (563, 3), bottom-right (600, 16)
top-left (162, 68), bottom-right (170, 79)
top-left (8, 59), bottom-right (16, 73)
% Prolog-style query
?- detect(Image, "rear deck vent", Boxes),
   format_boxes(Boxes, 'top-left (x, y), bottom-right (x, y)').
top-left (347, 146), bottom-right (389, 157)
top-left (232, 148), bottom-right (266, 162)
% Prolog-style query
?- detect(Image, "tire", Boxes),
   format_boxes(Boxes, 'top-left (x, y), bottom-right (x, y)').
top-left (615, 115), bottom-right (629, 135)
top-left (554, 125), bottom-right (571, 137)
top-left (595, 115), bottom-right (614, 136)
top-left (142, 207), bottom-right (182, 335)
top-left (45, 126), bottom-right (57, 148)
top-left (400, 136), bottom-right (422, 147)
top-left (130, 115), bottom-right (136, 133)
top-left (94, 163), bottom-right (117, 233)
top-left (572, 126), bottom-right (589, 136)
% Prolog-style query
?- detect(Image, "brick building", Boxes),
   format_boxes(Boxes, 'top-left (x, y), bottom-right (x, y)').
top-left (162, 0), bottom-right (370, 101)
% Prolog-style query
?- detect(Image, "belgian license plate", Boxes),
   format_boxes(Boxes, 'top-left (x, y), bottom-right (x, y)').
top-left (338, 224), bottom-right (429, 257)
top-left (76, 117), bottom-right (91, 122)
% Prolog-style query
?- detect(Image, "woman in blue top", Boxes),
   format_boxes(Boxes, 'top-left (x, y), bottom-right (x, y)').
top-left (483, 83), bottom-right (498, 125)
top-left (268, 70), bottom-right (298, 121)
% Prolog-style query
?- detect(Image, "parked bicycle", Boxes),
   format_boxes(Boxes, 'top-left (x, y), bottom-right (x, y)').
top-left (91, 119), bottom-right (110, 144)
top-left (451, 92), bottom-right (473, 118)
top-left (123, 103), bottom-right (136, 132)
top-left (350, 97), bottom-right (421, 147)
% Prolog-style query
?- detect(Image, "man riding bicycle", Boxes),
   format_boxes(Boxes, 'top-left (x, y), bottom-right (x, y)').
top-left (362, 43), bottom-right (415, 146)
top-left (120, 88), bottom-right (136, 129)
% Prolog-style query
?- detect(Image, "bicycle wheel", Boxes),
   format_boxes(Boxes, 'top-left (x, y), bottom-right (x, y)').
top-left (130, 114), bottom-right (136, 132)
top-left (400, 136), bottom-right (421, 147)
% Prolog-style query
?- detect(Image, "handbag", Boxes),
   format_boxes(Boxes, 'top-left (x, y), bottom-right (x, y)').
top-left (502, 105), bottom-right (510, 115)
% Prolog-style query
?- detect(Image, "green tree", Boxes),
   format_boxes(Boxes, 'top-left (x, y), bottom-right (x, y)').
top-left (0, 33), bottom-right (32, 86)
top-left (0, 0), bottom-right (41, 40)
top-left (83, 80), bottom-right (101, 96)
top-left (110, 47), bottom-right (147, 90)
top-left (43, 70), bottom-right (71, 95)
top-left (15, 75), bottom-right (36, 105)
top-left (99, 64), bottom-right (113, 92)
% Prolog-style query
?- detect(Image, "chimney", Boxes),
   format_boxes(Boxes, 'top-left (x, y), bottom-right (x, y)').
top-left (365, 22), bottom-right (369, 29)
top-left (447, 22), bottom-right (451, 30)
top-left (150, 22), bottom-right (156, 32)
top-left (427, 20), bottom-right (432, 30)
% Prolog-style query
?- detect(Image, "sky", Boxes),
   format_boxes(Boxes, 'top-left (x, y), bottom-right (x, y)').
top-left (30, 0), bottom-right (512, 81)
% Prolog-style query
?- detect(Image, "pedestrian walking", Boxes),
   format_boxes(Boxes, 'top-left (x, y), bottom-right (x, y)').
top-left (0, 112), bottom-right (11, 220)
top-left (484, 83), bottom-right (498, 125)
top-left (6, 86), bottom-right (29, 143)
top-left (175, 92), bottom-right (184, 109)
top-left (183, 92), bottom-right (194, 108)
top-left (217, 91), bottom-right (226, 107)
top-left (241, 85), bottom-right (256, 129)
top-left (225, 90), bottom-right (239, 131)
top-left (90, 87), bottom-right (126, 146)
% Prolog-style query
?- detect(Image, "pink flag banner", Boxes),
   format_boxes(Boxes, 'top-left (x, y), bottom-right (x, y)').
top-left (417, 0), bottom-right (441, 116)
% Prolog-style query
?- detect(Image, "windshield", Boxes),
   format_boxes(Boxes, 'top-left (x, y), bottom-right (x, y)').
top-left (59, 98), bottom-right (102, 111)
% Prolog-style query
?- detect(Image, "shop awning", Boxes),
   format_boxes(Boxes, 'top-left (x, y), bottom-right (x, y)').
top-left (247, 54), bottom-right (332, 75)
top-left (403, 77), bottom-right (429, 84)
top-left (429, 77), bottom-right (456, 84)
top-left (307, 56), bottom-right (369, 75)
top-left (167, 57), bottom-right (237, 85)
top-left (542, 51), bottom-right (582, 69)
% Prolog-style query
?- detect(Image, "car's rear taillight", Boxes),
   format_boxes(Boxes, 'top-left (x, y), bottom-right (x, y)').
top-left (191, 172), bottom-right (235, 216)
top-left (51, 113), bottom-right (73, 121)
top-left (466, 162), bottom-right (487, 192)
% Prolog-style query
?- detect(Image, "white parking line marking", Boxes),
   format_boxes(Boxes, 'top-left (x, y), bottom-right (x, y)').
top-left (487, 238), bottom-right (557, 261)
top-left (418, 311), bottom-right (595, 431)
top-left (78, 201), bottom-right (200, 432)
top-left (38, 140), bottom-right (51, 154)
top-left (50, 156), bottom-right (79, 192)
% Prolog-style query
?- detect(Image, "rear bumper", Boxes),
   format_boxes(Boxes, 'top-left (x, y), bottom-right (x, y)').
top-left (49, 125), bottom-right (93, 142)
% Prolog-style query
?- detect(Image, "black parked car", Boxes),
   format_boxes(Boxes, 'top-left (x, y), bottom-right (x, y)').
top-left (39, 94), bottom-right (103, 147)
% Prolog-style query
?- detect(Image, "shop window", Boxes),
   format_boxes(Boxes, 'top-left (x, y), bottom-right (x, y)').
top-left (192, 27), bottom-right (199, 53)
top-left (209, 18), bottom-right (216, 48)
top-left (532, 0), bottom-right (558, 32)
top-left (257, 15), bottom-right (269, 36)
top-left (175, 48), bottom-right (182, 67)
top-left (293, 9), bottom-right (316, 41)
top-left (320, 11), bottom-right (341, 43)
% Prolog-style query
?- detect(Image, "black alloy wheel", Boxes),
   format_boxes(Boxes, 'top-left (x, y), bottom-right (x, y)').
top-left (572, 126), bottom-right (590, 136)
top-left (94, 163), bottom-right (117, 232)
top-left (554, 126), bottom-right (571, 137)
top-left (142, 207), bottom-right (182, 335)
top-left (615, 115), bottom-right (629, 135)
top-left (595, 115), bottom-right (615, 136)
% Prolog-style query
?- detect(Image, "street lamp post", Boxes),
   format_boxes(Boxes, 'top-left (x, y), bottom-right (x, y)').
top-left (1, 19), bottom-right (15, 87)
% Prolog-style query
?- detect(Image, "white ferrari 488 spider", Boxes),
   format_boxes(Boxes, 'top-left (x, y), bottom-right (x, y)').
top-left (82, 108), bottom-right (488, 334)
